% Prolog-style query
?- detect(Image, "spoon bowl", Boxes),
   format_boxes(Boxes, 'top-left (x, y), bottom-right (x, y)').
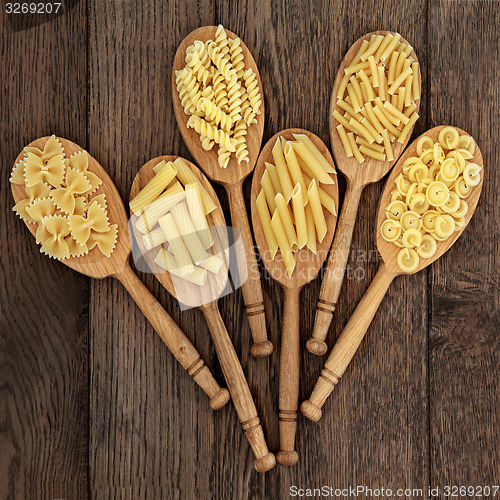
top-left (251, 129), bottom-right (339, 464)
top-left (308, 30), bottom-right (422, 355)
top-left (11, 136), bottom-right (229, 411)
top-left (172, 25), bottom-right (272, 357)
top-left (301, 126), bottom-right (484, 422)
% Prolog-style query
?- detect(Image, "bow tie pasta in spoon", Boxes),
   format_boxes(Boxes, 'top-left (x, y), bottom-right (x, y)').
top-left (10, 135), bottom-right (117, 260)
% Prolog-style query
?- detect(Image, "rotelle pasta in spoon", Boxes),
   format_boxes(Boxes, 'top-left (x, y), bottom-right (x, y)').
top-left (333, 32), bottom-right (420, 163)
top-left (381, 126), bottom-right (480, 273)
top-left (10, 135), bottom-right (117, 259)
top-left (175, 25), bottom-right (262, 168)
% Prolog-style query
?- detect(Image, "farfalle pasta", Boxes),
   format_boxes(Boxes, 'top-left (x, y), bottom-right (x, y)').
top-left (176, 25), bottom-right (262, 168)
top-left (380, 128), bottom-right (480, 273)
top-left (10, 135), bottom-right (117, 259)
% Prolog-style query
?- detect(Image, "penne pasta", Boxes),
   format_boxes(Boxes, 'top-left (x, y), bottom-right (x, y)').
top-left (284, 142), bottom-right (309, 205)
top-left (265, 161), bottom-right (282, 194)
top-left (304, 203), bottom-right (317, 254)
top-left (302, 171), bottom-right (337, 215)
top-left (129, 161), bottom-right (177, 215)
top-left (261, 169), bottom-right (277, 214)
top-left (291, 183), bottom-right (308, 249)
top-left (256, 190), bottom-right (278, 259)
top-left (292, 140), bottom-right (334, 184)
top-left (198, 254), bottom-right (224, 274)
top-left (292, 134), bottom-right (336, 174)
top-left (270, 210), bottom-right (296, 277)
top-left (272, 138), bottom-right (294, 202)
top-left (307, 179), bottom-right (327, 242)
top-left (275, 192), bottom-right (298, 252)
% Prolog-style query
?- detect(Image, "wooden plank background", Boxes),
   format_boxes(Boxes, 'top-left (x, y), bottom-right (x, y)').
top-left (0, 0), bottom-right (498, 499)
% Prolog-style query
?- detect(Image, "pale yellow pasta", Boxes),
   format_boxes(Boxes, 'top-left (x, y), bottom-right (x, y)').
top-left (284, 142), bottom-right (309, 206)
top-left (388, 67), bottom-right (412, 95)
top-left (396, 248), bottom-right (419, 273)
top-left (381, 129), bottom-right (394, 161)
top-left (158, 213), bottom-right (194, 276)
top-left (398, 112), bottom-right (419, 144)
top-left (417, 234), bottom-right (437, 259)
top-left (381, 219), bottom-right (401, 242)
top-left (383, 100), bottom-right (410, 124)
top-left (378, 66), bottom-right (388, 100)
top-left (256, 190), bottom-right (278, 259)
top-left (265, 161), bottom-right (282, 194)
top-left (387, 51), bottom-right (398, 84)
top-left (272, 137), bottom-right (294, 202)
top-left (359, 144), bottom-right (386, 161)
top-left (143, 227), bottom-right (168, 250)
top-left (69, 201), bottom-right (110, 246)
top-left (336, 124), bottom-right (353, 157)
top-left (307, 180), bottom-right (327, 243)
top-left (171, 202), bottom-right (209, 265)
top-left (185, 183), bottom-right (213, 249)
top-left (198, 254), bottom-right (224, 274)
top-left (337, 74), bottom-right (350, 100)
top-left (270, 210), bottom-right (296, 278)
top-left (347, 132), bottom-right (364, 164)
top-left (304, 204), bottom-right (317, 254)
top-left (356, 136), bottom-right (385, 152)
top-left (129, 161), bottom-right (177, 215)
top-left (302, 172), bottom-right (337, 215)
top-left (275, 193), bottom-right (298, 252)
top-left (135, 182), bottom-right (186, 234)
top-left (360, 35), bottom-right (384, 61)
top-left (291, 183), bottom-right (307, 250)
top-left (261, 169), bottom-right (277, 214)
top-left (380, 32), bottom-right (401, 62)
top-left (462, 163), bottom-right (482, 186)
top-left (372, 105), bottom-right (400, 136)
top-left (292, 133), bottom-right (336, 173)
top-left (351, 39), bottom-right (370, 66)
top-left (154, 248), bottom-right (207, 286)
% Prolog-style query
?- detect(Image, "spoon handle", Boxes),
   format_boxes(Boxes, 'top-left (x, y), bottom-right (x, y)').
top-left (115, 262), bottom-right (230, 411)
top-left (225, 182), bottom-right (273, 358)
top-left (306, 178), bottom-right (365, 356)
top-left (277, 286), bottom-right (301, 466)
top-left (201, 301), bottom-right (276, 473)
top-left (301, 264), bottom-right (396, 421)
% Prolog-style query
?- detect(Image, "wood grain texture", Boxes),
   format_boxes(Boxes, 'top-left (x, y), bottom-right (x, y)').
top-left (172, 25), bottom-right (271, 357)
top-left (87, 1), bottom-right (220, 498)
top-left (302, 126), bottom-right (484, 421)
top-left (250, 129), bottom-right (338, 465)
top-left (428, 0), bottom-right (500, 488)
top-left (309, 30), bottom-right (422, 353)
top-left (0, 5), bottom-right (90, 500)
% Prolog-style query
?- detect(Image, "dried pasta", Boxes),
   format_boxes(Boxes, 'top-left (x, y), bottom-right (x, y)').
top-left (176, 25), bottom-right (261, 168)
top-left (10, 136), bottom-right (117, 260)
top-left (333, 32), bottom-right (420, 163)
top-left (131, 158), bottom-right (223, 287)
top-left (380, 128), bottom-right (480, 273)
top-left (255, 134), bottom-right (336, 276)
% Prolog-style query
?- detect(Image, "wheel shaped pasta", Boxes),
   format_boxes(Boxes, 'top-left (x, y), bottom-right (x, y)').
top-left (380, 127), bottom-right (482, 273)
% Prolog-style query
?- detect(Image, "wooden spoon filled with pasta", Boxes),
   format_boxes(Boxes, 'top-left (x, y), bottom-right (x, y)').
top-left (307, 31), bottom-right (422, 356)
top-left (301, 126), bottom-right (483, 421)
top-left (129, 156), bottom-right (276, 473)
top-left (10, 136), bottom-right (230, 412)
top-left (172, 25), bottom-right (273, 358)
top-left (250, 129), bottom-right (339, 465)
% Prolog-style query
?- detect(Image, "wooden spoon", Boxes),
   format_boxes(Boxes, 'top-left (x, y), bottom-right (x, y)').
top-left (172, 26), bottom-right (273, 358)
top-left (306, 31), bottom-right (422, 356)
top-left (301, 126), bottom-right (484, 421)
top-left (250, 129), bottom-right (339, 465)
top-left (11, 137), bottom-right (230, 411)
top-left (130, 156), bottom-right (276, 473)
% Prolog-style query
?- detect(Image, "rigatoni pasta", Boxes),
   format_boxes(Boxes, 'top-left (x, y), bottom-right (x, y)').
top-left (130, 157), bottom-right (224, 287)
top-left (333, 32), bottom-right (420, 163)
top-left (255, 134), bottom-right (337, 277)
